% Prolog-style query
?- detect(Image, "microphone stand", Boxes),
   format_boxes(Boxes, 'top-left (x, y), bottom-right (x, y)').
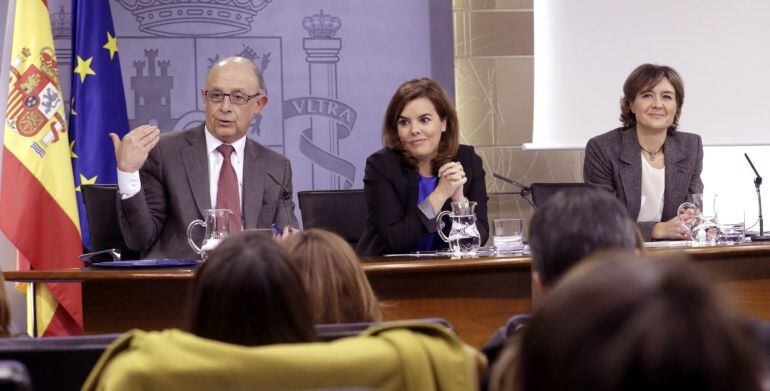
top-left (745, 153), bottom-right (770, 241)
top-left (492, 173), bottom-right (536, 209)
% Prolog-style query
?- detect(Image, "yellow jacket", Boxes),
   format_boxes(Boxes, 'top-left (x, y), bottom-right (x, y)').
top-left (83, 322), bottom-right (482, 391)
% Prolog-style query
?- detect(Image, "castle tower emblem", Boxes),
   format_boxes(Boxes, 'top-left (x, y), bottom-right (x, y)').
top-left (130, 49), bottom-right (174, 130)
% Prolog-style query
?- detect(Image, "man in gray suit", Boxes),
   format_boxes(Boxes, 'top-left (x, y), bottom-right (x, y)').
top-left (110, 56), bottom-right (298, 260)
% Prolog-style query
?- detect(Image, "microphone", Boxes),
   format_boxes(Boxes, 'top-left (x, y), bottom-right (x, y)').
top-left (266, 172), bottom-right (296, 230)
top-left (745, 153), bottom-right (763, 183)
top-left (492, 173), bottom-right (536, 209)
top-left (745, 154), bottom-right (770, 241)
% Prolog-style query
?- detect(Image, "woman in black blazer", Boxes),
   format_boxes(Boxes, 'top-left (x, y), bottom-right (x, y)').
top-left (356, 78), bottom-right (489, 257)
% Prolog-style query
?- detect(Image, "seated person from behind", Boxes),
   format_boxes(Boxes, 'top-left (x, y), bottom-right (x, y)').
top-left (283, 229), bottom-right (382, 324)
top-left (187, 231), bottom-right (316, 346)
top-left (490, 254), bottom-right (765, 391)
top-left (584, 63), bottom-right (703, 241)
top-left (110, 56), bottom-right (298, 260)
top-left (483, 187), bottom-right (639, 362)
top-left (357, 78), bottom-right (489, 256)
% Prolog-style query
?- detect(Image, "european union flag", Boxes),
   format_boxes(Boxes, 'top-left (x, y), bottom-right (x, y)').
top-left (68, 0), bottom-right (129, 250)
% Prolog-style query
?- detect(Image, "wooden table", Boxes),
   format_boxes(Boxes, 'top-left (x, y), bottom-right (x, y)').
top-left (645, 243), bottom-right (770, 320)
top-left (6, 243), bottom-right (770, 348)
top-left (7, 268), bottom-right (197, 335)
top-left (365, 255), bottom-right (532, 348)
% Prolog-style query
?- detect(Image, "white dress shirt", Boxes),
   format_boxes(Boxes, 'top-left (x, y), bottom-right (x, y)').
top-left (117, 127), bottom-right (246, 209)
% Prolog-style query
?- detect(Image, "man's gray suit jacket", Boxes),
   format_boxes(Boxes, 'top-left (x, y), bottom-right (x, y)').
top-left (117, 125), bottom-right (298, 259)
top-left (584, 126), bottom-right (703, 241)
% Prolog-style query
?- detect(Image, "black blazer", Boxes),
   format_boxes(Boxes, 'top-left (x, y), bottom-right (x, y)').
top-left (356, 145), bottom-right (489, 257)
top-left (583, 126), bottom-right (703, 240)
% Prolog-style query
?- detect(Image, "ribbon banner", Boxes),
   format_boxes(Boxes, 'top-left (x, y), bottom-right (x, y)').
top-left (284, 97), bottom-right (357, 189)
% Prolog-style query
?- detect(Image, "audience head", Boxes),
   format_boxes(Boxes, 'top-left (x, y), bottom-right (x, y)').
top-left (382, 78), bottom-right (459, 174)
top-left (188, 231), bottom-right (316, 346)
top-left (620, 63), bottom-right (685, 132)
top-left (283, 229), bottom-right (382, 324)
top-left (504, 253), bottom-right (764, 391)
top-left (528, 187), bottom-right (638, 288)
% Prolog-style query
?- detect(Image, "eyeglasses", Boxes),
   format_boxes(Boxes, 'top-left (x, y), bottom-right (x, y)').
top-left (203, 90), bottom-right (262, 105)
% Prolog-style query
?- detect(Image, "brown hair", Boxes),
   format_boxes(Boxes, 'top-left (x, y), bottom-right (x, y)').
top-left (283, 229), bottom-right (382, 324)
top-left (620, 63), bottom-right (685, 132)
top-left (494, 253), bottom-right (764, 391)
top-left (187, 231), bottom-right (317, 346)
top-left (382, 78), bottom-right (460, 175)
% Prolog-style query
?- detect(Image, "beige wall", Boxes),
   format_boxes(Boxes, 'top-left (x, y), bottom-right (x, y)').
top-left (453, 1), bottom-right (584, 239)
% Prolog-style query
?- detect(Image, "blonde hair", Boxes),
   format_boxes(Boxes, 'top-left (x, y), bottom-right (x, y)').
top-left (283, 229), bottom-right (382, 324)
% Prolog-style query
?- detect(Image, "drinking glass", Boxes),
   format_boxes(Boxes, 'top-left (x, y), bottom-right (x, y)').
top-left (493, 218), bottom-right (524, 253)
top-left (716, 192), bottom-right (746, 244)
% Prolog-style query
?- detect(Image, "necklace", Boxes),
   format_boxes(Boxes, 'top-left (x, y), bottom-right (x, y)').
top-left (640, 144), bottom-right (664, 162)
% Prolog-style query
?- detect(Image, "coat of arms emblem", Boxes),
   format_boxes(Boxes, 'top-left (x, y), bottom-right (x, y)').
top-left (6, 47), bottom-right (66, 157)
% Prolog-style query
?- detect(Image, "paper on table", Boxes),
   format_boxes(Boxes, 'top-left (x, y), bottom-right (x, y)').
top-left (382, 252), bottom-right (444, 258)
top-left (90, 259), bottom-right (202, 267)
top-left (643, 241), bottom-right (693, 248)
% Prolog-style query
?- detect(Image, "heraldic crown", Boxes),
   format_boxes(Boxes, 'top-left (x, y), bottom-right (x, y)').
top-left (116, 0), bottom-right (273, 36)
top-left (302, 10), bottom-right (342, 39)
top-left (50, 6), bottom-right (71, 39)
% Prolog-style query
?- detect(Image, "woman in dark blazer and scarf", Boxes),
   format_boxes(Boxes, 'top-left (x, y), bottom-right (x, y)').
top-left (584, 64), bottom-right (703, 241)
top-left (356, 78), bottom-right (489, 257)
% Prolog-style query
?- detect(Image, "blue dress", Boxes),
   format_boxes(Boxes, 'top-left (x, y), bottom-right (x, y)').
top-left (415, 175), bottom-right (439, 251)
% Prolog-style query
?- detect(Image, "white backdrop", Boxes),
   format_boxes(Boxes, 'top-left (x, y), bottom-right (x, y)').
top-left (531, 0), bottom-right (770, 148)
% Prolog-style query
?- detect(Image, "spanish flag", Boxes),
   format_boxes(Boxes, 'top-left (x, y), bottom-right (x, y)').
top-left (0, 0), bottom-right (83, 335)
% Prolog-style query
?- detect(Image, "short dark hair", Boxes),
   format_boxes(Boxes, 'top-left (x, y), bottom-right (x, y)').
top-left (187, 232), bottom-right (317, 346)
top-left (620, 63), bottom-right (685, 131)
top-left (511, 254), bottom-right (765, 391)
top-left (382, 78), bottom-right (459, 175)
top-left (528, 187), bottom-right (637, 285)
